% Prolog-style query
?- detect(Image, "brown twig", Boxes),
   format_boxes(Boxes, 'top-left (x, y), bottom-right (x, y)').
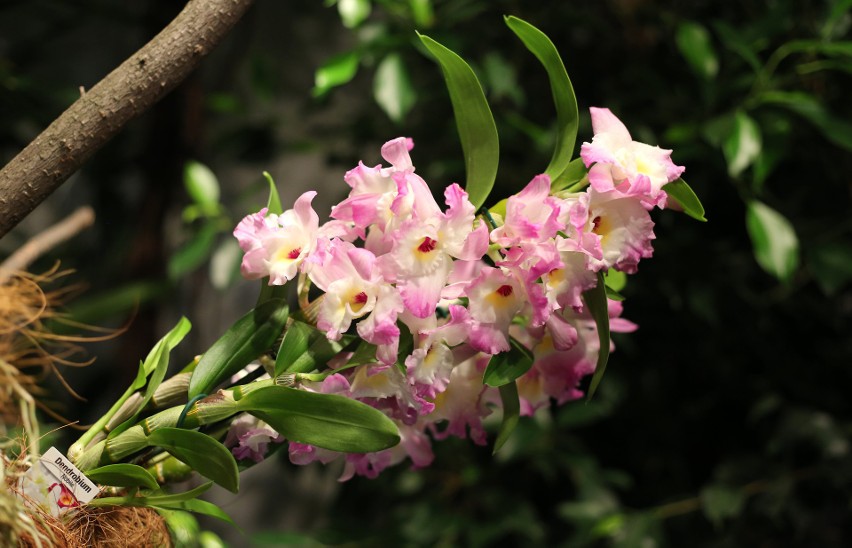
top-left (0, 207), bottom-right (95, 282)
top-left (0, 0), bottom-right (255, 239)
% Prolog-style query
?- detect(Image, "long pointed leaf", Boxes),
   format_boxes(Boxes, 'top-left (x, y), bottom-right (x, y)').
top-left (189, 300), bottom-right (289, 398)
top-left (663, 178), bottom-right (707, 222)
top-left (85, 463), bottom-right (159, 490)
top-left (418, 33), bottom-right (499, 209)
top-left (583, 271), bottom-right (611, 401)
top-left (109, 318), bottom-right (191, 438)
top-left (146, 428), bottom-right (239, 493)
top-left (236, 386), bottom-right (400, 453)
top-left (483, 338), bottom-right (534, 387)
top-left (505, 16), bottom-right (579, 179)
top-left (493, 382), bottom-right (520, 454)
top-left (89, 481), bottom-right (213, 508)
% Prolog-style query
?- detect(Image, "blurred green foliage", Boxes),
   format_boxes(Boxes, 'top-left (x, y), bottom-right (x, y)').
top-left (1, 0), bottom-right (851, 546)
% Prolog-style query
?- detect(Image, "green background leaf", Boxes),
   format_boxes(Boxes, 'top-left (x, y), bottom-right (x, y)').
top-left (676, 21), bottom-right (719, 79)
top-left (746, 200), bottom-right (799, 282)
top-left (723, 110), bottom-right (762, 177)
top-left (373, 54), bottom-right (416, 123)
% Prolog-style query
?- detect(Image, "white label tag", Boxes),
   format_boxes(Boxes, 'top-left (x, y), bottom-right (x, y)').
top-left (19, 447), bottom-right (100, 517)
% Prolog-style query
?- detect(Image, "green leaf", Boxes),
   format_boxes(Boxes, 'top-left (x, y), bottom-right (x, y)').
top-left (662, 178), bottom-right (707, 222)
top-left (483, 338), bottom-right (534, 387)
top-left (583, 271), bottom-right (610, 401)
top-left (712, 21), bottom-right (761, 72)
top-left (746, 201), bottom-right (799, 283)
top-left (409, 0), bottom-right (434, 28)
top-left (700, 484), bottom-right (746, 527)
top-left (86, 463), bottom-right (159, 489)
top-left (274, 320), bottom-right (312, 376)
top-left (189, 300), bottom-right (290, 398)
top-left (604, 286), bottom-right (625, 301)
top-left (418, 33), bottom-right (499, 210)
top-left (756, 90), bottom-right (852, 151)
top-left (550, 157), bottom-right (587, 192)
top-left (236, 386), bottom-right (400, 453)
top-left (373, 54), bottom-right (416, 123)
top-left (723, 110), bottom-right (762, 178)
top-left (168, 222), bottom-right (219, 280)
top-left (675, 21), bottom-right (719, 79)
top-left (263, 171), bottom-right (282, 215)
top-left (505, 16), bottom-right (579, 179)
top-left (808, 241), bottom-right (852, 295)
top-left (146, 428), bottom-right (239, 493)
top-left (337, 0), bottom-right (370, 28)
top-left (603, 269), bottom-right (627, 292)
top-left (153, 499), bottom-right (236, 526)
top-left (280, 327), bottom-right (354, 375)
top-left (89, 481), bottom-right (213, 508)
top-left (493, 382), bottom-right (520, 454)
top-left (110, 318), bottom-right (192, 438)
top-left (313, 51), bottom-right (360, 98)
top-left (183, 161), bottom-right (220, 211)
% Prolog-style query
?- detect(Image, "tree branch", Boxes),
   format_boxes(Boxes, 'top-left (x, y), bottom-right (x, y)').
top-left (0, 0), bottom-right (255, 239)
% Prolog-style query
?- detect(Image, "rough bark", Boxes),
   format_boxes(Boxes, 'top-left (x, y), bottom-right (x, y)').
top-left (0, 0), bottom-right (255, 239)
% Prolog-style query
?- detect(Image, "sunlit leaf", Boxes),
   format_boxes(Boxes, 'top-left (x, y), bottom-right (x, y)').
top-left (263, 171), bottom-right (282, 215)
top-left (147, 428), bottom-right (239, 493)
top-left (676, 21), bottom-right (719, 79)
top-left (373, 54), bottom-right (417, 123)
top-left (746, 201), bottom-right (799, 283)
top-left (313, 51), bottom-right (359, 98)
top-left (493, 382), bottom-right (520, 454)
top-left (583, 271), bottom-right (610, 401)
top-left (505, 16), bottom-right (579, 179)
top-left (209, 238), bottom-right (243, 290)
top-left (723, 110), bottom-right (762, 177)
top-left (189, 300), bottom-right (289, 397)
top-left (418, 33), bottom-right (499, 210)
top-left (603, 269), bottom-right (627, 292)
top-left (483, 338), bottom-right (534, 387)
top-left (183, 161), bottom-right (220, 211)
top-left (337, 0), bottom-right (370, 28)
top-left (237, 386), bottom-right (400, 453)
top-left (662, 178), bottom-right (707, 222)
top-left (86, 463), bottom-right (159, 489)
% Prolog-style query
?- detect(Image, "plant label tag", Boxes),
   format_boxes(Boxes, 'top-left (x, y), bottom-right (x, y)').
top-left (18, 446), bottom-right (100, 517)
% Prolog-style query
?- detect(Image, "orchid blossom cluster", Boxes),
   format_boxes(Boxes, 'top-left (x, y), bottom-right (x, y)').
top-left (230, 107), bottom-right (684, 479)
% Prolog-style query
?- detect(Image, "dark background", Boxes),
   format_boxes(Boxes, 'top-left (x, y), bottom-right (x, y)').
top-left (2, 0), bottom-right (851, 545)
